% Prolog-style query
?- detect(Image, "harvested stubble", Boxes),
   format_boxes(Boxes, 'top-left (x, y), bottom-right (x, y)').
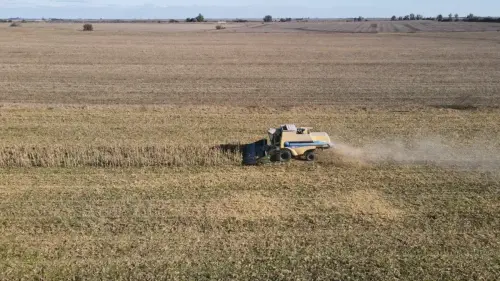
top-left (1, 24), bottom-right (500, 107)
top-left (0, 165), bottom-right (498, 280)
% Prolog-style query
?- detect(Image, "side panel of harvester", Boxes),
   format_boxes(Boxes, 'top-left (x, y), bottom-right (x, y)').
top-left (281, 131), bottom-right (332, 156)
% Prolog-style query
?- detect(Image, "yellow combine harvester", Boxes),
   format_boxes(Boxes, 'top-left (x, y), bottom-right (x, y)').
top-left (243, 124), bottom-right (334, 165)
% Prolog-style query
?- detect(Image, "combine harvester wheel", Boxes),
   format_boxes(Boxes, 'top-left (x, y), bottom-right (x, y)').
top-left (305, 150), bottom-right (316, 161)
top-left (280, 149), bottom-right (292, 162)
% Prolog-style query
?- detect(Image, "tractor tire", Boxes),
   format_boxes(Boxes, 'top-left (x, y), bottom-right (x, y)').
top-left (305, 150), bottom-right (316, 162)
top-left (279, 149), bottom-right (292, 162)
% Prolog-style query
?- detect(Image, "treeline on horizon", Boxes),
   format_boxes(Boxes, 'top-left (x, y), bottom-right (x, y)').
top-left (390, 13), bottom-right (500, 23)
top-left (1, 13), bottom-right (500, 23)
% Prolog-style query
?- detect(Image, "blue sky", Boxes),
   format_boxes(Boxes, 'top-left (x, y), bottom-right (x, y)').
top-left (1, 0), bottom-right (498, 19)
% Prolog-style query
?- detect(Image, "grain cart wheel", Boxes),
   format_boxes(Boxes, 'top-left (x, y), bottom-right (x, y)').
top-left (279, 149), bottom-right (292, 162)
top-left (305, 150), bottom-right (316, 162)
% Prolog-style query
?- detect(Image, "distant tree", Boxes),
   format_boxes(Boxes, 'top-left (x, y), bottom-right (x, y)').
top-left (263, 15), bottom-right (273, 22)
top-left (391, 15), bottom-right (397, 21)
top-left (403, 15), bottom-right (410, 20)
top-left (358, 16), bottom-right (363, 21)
top-left (448, 13), bottom-right (453, 21)
top-left (416, 14), bottom-right (423, 20)
top-left (466, 13), bottom-right (475, 19)
top-left (437, 14), bottom-right (443, 21)
top-left (195, 13), bottom-right (204, 22)
top-left (454, 14), bottom-right (459, 21)
top-left (410, 13), bottom-right (416, 20)
top-left (398, 16), bottom-right (403, 21)
top-left (83, 23), bottom-right (93, 31)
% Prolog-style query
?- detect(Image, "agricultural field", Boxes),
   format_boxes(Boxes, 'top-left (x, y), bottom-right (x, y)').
top-left (230, 21), bottom-right (500, 33)
top-left (0, 22), bottom-right (499, 280)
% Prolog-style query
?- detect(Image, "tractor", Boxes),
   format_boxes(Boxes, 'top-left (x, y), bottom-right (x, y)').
top-left (242, 124), bottom-right (334, 165)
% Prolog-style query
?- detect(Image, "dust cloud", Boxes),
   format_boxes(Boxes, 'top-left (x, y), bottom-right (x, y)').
top-left (324, 137), bottom-right (500, 171)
